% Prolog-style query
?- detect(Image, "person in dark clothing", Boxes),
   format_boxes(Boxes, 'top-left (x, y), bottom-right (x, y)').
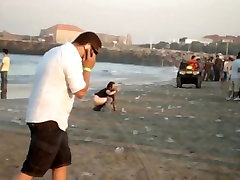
top-left (214, 55), bottom-right (223, 81)
top-left (204, 57), bottom-right (214, 81)
top-left (93, 81), bottom-right (118, 111)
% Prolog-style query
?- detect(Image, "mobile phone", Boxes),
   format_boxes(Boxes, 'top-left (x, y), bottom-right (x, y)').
top-left (84, 45), bottom-right (93, 58)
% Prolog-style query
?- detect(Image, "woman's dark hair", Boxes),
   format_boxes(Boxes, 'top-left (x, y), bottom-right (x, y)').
top-left (72, 32), bottom-right (102, 54)
top-left (191, 55), bottom-right (196, 59)
top-left (107, 81), bottom-right (115, 89)
top-left (2, 49), bottom-right (8, 54)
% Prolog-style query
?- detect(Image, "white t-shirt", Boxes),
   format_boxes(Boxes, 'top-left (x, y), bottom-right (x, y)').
top-left (231, 59), bottom-right (240, 79)
top-left (26, 42), bottom-right (86, 131)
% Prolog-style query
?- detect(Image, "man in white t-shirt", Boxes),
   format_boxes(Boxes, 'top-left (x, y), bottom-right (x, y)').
top-left (16, 32), bottom-right (102, 180)
top-left (227, 52), bottom-right (240, 101)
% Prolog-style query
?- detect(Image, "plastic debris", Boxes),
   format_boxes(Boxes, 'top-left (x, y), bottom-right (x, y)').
top-left (154, 112), bottom-right (159, 115)
top-left (166, 137), bottom-right (175, 143)
top-left (215, 119), bottom-right (222, 122)
top-left (139, 116), bottom-right (145, 120)
top-left (188, 116), bottom-right (195, 119)
top-left (161, 108), bottom-right (164, 113)
top-left (7, 109), bottom-right (13, 112)
top-left (133, 130), bottom-right (138, 135)
top-left (124, 117), bottom-right (130, 121)
top-left (115, 147), bottom-right (125, 154)
top-left (142, 94), bottom-right (147, 96)
top-left (145, 126), bottom-right (151, 132)
top-left (70, 124), bottom-right (77, 128)
top-left (81, 172), bottom-right (94, 177)
top-left (121, 108), bottom-right (127, 113)
top-left (164, 117), bottom-right (169, 120)
top-left (135, 96), bottom-right (140, 100)
top-left (146, 106), bottom-right (152, 110)
top-left (167, 105), bottom-right (172, 110)
top-left (216, 134), bottom-right (224, 138)
top-left (84, 137), bottom-right (92, 142)
top-left (176, 115), bottom-right (182, 118)
top-left (157, 105), bottom-right (162, 108)
top-left (235, 129), bottom-right (240, 133)
top-left (189, 101), bottom-right (195, 104)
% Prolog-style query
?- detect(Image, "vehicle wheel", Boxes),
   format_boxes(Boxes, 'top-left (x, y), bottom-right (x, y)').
top-left (196, 76), bottom-right (202, 88)
top-left (177, 77), bottom-right (182, 88)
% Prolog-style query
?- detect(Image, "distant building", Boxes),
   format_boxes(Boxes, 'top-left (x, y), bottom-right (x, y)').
top-left (97, 33), bottom-right (132, 46)
top-left (204, 35), bottom-right (240, 43)
top-left (39, 24), bottom-right (84, 44)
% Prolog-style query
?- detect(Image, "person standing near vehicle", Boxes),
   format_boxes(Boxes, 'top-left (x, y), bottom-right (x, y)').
top-left (226, 53), bottom-right (240, 100)
top-left (16, 32), bottom-right (102, 180)
top-left (214, 55), bottom-right (223, 81)
top-left (0, 49), bottom-right (10, 99)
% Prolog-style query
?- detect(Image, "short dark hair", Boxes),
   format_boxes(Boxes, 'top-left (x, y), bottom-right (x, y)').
top-left (191, 55), bottom-right (196, 59)
top-left (107, 81), bottom-right (115, 89)
top-left (73, 32), bottom-right (102, 54)
top-left (2, 49), bottom-right (8, 54)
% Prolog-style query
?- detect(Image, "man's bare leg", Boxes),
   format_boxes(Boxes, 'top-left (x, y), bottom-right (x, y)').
top-left (52, 166), bottom-right (67, 180)
top-left (15, 173), bottom-right (33, 180)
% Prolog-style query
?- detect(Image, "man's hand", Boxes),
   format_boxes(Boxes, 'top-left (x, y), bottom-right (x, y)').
top-left (82, 49), bottom-right (96, 69)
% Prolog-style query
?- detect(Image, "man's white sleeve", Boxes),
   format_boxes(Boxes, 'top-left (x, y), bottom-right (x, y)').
top-left (63, 56), bottom-right (86, 93)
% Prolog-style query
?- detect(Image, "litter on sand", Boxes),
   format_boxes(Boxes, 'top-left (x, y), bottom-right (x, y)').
top-left (121, 108), bottom-right (127, 113)
top-left (215, 119), bottom-right (222, 122)
top-left (84, 137), bottom-right (92, 142)
top-left (133, 130), bottom-right (139, 135)
top-left (145, 126), bottom-right (152, 132)
top-left (124, 117), bottom-right (130, 121)
top-left (135, 96), bottom-right (140, 100)
top-left (216, 134), bottom-right (224, 138)
top-left (166, 137), bottom-right (175, 143)
top-left (115, 147), bottom-right (125, 154)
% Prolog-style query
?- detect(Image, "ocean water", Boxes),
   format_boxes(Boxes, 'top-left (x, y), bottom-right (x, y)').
top-left (7, 54), bottom-right (178, 88)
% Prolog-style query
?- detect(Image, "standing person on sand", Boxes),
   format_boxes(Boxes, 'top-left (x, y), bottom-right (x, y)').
top-left (15, 32), bottom-right (102, 180)
top-left (226, 52), bottom-right (240, 101)
top-left (204, 57), bottom-right (213, 81)
top-left (0, 48), bottom-right (11, 99)
top-left (213, 55), bottom-right (223, 81)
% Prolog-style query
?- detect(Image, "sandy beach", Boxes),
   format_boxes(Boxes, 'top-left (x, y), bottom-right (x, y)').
top-left (0, 81), bottom-right (240, 180)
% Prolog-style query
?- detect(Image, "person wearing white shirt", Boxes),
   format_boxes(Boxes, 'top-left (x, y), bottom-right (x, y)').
top-left (226, 52), bottom-right (240, 100)
top-left (16, 32), bottom-right (102, 180)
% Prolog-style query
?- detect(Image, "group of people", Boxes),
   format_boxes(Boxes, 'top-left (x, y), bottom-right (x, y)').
top-left (188, 53), bottom-right (240, 100)
top-left (202, 55), bottom-right (233, 82)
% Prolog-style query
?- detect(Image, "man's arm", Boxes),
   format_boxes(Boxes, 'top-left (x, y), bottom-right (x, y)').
top-left (74, 71), bottom-right (91, 99)
top-left (74, 50), bottom-right (96, 99)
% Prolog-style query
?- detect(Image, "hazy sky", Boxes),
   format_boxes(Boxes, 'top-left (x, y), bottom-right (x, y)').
top-left (0, 0), bottom-right (239, 44)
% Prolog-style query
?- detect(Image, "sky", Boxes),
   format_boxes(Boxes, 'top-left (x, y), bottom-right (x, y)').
top-left (0, 0), bottom-right (240, 44)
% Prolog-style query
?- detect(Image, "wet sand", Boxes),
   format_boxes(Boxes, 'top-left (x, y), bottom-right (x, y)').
top-left (0, 81), bottom-right (240, 180)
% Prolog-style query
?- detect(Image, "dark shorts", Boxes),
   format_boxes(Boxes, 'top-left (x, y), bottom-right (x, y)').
top-left (21, 121), bottom-right (71, 177)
